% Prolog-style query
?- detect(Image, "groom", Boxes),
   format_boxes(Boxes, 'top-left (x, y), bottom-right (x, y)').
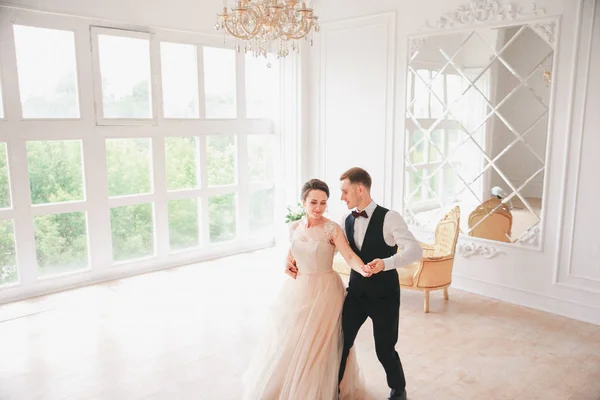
top-left (337, 167), bottom-right (422, 400)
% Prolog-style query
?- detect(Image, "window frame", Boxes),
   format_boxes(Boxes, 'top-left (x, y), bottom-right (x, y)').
top-left (0, 7), bottom-right (292, 299)
top-left (90, 26), bottom-right (159, 126)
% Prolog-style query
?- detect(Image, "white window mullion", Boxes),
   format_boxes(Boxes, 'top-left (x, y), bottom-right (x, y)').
top-left (107, 193), bottom-right (155, 208)
top-left (150, 33), bottom-right (162, 124)
top-left (75, 20), bottom-right (112, 272)
top-left (89, 26), bottom-right (105, 125)
top-left (0, 19), bottom-right (22, 121)
top-left (196, 45), bottom-right (207, 120)
top-left (166, 189), bottom-right (203, 201)
top-left (205, 185), bottom-right (239, 196)
top-left (237, 133), bottom-right (249, 238)
top-left (236, 50), bottom-right (246, 119)
top-left (230, 50), bottom-right (245, 240)
top-left (30, 201), bottom-right (87, 217)
top-left (149, 35), bottom-right (168, 258)
top-left (83, 136), bottom-right (112, 271)
top-left (152, 137), bottom-right (169, 259)
top-left (6, 139), bottom-right (37, 285)
top-left (73, 21), bottom-right (95, 122)
top-left (199, 136), bottom-right (209, 247)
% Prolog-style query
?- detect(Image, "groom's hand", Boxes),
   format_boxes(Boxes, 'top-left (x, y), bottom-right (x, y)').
top-left (285, 259), bottom-right (298, 279)
top-left (366, 258), bottom-right (385, 274)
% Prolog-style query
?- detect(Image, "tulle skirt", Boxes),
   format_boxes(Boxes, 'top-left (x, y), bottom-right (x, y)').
top-left (242, 270), bottom-right (365, 400)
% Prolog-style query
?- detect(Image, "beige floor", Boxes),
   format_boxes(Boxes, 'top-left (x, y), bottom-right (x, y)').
top-left (0, 248), bottom-right (599, 400)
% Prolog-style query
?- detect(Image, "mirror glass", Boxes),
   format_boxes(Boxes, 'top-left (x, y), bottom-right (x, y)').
top-left (405, 24), bottom-right (553, 244)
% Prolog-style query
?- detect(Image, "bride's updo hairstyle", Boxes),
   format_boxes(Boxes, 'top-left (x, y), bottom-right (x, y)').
top-left (301, 179), bottom-right (330, 202)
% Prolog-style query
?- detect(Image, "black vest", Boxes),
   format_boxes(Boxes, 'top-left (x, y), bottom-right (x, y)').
top-left (345, 205), bottom-right (399, 297)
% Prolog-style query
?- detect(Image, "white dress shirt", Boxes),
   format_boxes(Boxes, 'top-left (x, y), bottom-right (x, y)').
top-left (340, 201), bottom-right (423, 271)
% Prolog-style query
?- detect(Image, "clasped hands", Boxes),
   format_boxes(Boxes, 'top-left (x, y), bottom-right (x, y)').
top-left (285, 258), bottom-right (385, 279)
top-left (358, 258), bottom-right (384, 277)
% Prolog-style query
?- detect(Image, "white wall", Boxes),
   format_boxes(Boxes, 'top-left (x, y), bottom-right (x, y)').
top-left (308, 0), bottom-right (600, 325)
top-left (317, 14), bottom-right (395, 220)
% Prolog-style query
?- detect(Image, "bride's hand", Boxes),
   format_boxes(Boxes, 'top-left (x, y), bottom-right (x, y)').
top-left (359, 265), bottom-right (372, 278)
top-left (285, 259), bottom-right (298, 279)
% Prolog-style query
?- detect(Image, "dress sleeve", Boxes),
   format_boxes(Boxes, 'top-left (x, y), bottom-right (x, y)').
top-left (324, 220), bottom-right (339, 242)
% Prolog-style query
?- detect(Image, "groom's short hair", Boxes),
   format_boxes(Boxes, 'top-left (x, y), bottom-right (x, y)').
top-left (340, 167), bottom-right (372, 190)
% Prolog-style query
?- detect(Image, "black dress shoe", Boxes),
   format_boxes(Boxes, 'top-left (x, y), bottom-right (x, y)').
top-left (389, 389), bottom-right (407, 400)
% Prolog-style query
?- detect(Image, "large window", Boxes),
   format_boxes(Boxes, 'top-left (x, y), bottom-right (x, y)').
top-left (0, 10), bottom-right (283, 295)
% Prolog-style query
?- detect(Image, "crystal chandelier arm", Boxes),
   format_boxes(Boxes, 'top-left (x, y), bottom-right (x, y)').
top-left (222, 7), bottom-right (262, 40)
top-left (223, 19), bottom-right (253, 40)
top-left (239, 5), bottom-right (263, 37)
top-left (287, 18), bottom-right (313, 40)
top-left (279, 13), bottom-right (312, 40)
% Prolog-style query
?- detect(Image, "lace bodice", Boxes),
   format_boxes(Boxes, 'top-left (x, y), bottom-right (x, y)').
top-left (289, 218), bottom-right (338, 276)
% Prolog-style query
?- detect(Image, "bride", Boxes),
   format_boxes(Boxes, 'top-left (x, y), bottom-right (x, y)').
top-left (242, 179), bottom-right (369, 399)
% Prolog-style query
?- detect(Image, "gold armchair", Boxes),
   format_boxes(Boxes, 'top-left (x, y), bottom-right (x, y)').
top-left (398, 206), bottom-right (460, 313)
top-left (468, 197), bottom-right (512, 242)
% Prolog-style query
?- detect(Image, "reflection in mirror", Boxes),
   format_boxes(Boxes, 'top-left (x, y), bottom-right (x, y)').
top-left (404, 23), bottom-right (554, 245)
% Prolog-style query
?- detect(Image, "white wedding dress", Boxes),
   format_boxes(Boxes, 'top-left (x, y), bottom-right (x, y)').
top-left (242, 219), bottom-right (366, 399)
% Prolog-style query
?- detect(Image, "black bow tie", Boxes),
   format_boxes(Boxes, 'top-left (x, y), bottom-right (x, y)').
top-left (352, 210), bottom-right (368, 218)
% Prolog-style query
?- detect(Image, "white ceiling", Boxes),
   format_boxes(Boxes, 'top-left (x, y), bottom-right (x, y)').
top-left (0, 0), bottom-right (225, 32)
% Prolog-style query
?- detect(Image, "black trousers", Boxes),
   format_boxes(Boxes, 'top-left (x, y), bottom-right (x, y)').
top-left (338, 289), bottom-right (406, 391)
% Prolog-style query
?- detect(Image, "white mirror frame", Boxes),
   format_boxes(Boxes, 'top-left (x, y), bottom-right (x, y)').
top-left (402, 0), bottom-right (560, 257)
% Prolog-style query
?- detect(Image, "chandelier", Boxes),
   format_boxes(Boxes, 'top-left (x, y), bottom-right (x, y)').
top-left (215, 0), bottom-right (319, 59)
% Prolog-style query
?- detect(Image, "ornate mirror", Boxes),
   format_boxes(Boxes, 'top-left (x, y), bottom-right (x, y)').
top-left (404, 3), bottom-right (557, 248)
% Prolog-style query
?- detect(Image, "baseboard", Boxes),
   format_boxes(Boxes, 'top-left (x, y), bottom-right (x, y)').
top-left (452, 274), bottom-right (600, 326)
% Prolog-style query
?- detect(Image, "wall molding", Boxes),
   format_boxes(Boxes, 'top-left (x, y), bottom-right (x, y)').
top-left (457, 241), bottom-right (505, 259)
top-left (452, 273), bottom-right (600, 325)
top-left (532, 19), bottom-right (557, 45)
top-left (519, 223), bottom-right (541, 247)
top-left (424, 0), bottom-right (546, 30)
top-left (555, 0), bottom-right (600, 291)
top-left (317, 11), bottom-right (397, 208)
